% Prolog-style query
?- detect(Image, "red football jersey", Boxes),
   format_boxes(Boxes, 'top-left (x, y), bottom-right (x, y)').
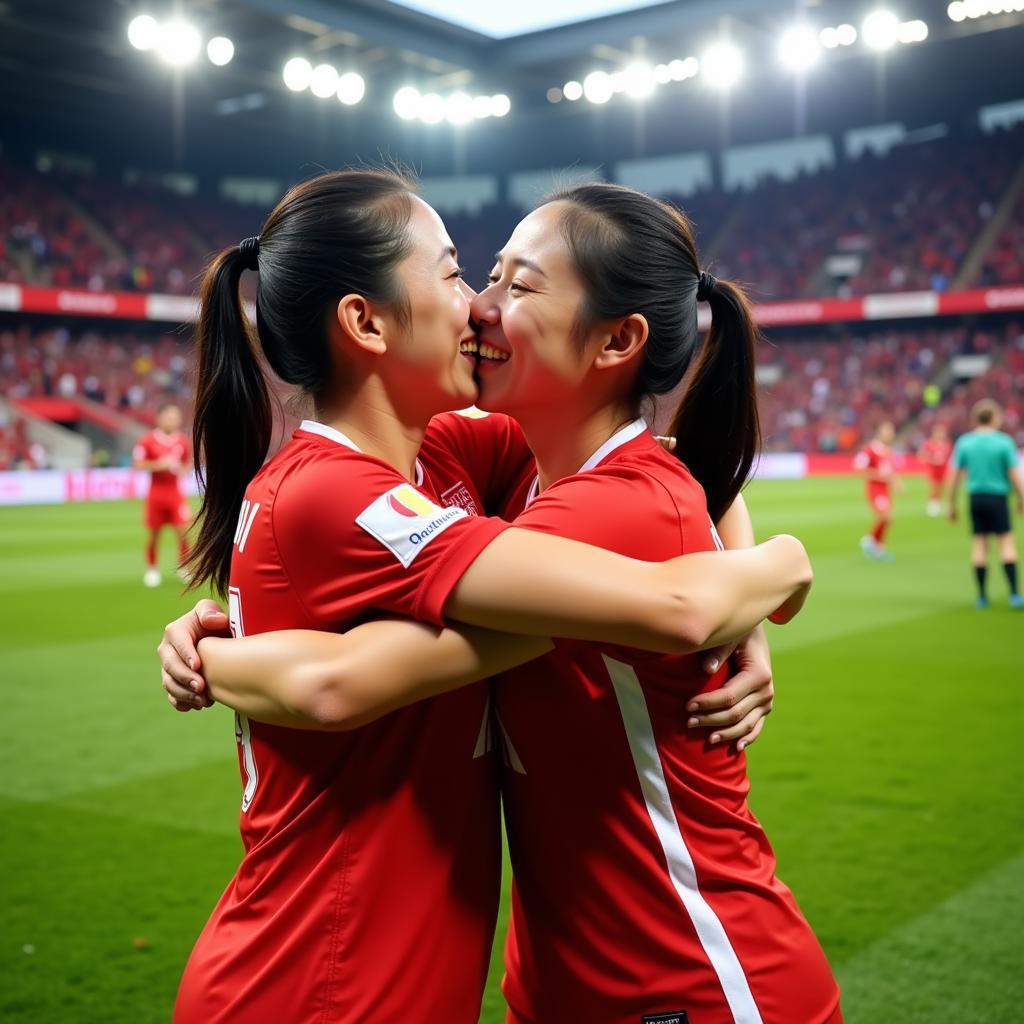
top-left (174, 417), bottom-right (510, 1024)
top-left (491, 420), bottom-right (840, 1024)
top-left (854, 440), bottom-right (893, 494)
top-left (134, 429), bottom-right (189, 498)
top-left (920, 438), bottom-right (952, 470)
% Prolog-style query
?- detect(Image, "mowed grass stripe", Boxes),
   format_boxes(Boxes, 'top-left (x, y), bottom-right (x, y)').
top-left (838, 852), bottom-right (1024, 1023)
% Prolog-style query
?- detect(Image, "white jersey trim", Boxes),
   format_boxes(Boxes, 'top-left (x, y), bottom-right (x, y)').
top-left (525, 417), bottom-right (648, 507)
top-left (299, 418), bottom-right (425, 485)
top-left (299, 419), bottom-right (362, 450)
top-left (602, 654), bottom-right (764, 1024)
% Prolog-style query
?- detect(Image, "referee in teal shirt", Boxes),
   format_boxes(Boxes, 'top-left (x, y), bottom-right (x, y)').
top-left (948, 399), bottom-right (1024, 608)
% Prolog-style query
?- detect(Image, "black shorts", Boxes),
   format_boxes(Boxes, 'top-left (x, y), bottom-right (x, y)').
top-left (969, 492), bottom-right (1011, 535)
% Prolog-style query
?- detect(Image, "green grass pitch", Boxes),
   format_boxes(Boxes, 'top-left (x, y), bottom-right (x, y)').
top-left (1, 475), bottom-right (1022, 1023)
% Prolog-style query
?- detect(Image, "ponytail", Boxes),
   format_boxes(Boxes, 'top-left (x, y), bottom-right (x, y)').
top-left (670, 278), bottom-right (761, 523)
top-left (187, 246), bottom-right (272, 595)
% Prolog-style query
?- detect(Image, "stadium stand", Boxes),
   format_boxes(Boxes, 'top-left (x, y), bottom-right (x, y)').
top-left (2, 124), bottom-right (1022, 300)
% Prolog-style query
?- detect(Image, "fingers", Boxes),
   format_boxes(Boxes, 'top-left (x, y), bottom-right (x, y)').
top-left (687, 664), bottom-right (771, 715)
top-left (197, 598), bottom-right (230, 632)
top-left (687, 686), bottom-right (770, 732)
top-left (736, 716), bottom-right (765, 752)
top-left (162, 664), bottom-right (213, 709)
top-left (701, 640), bottom-right (738, 675)
top-left (699, 699), bottom-right (771, 747)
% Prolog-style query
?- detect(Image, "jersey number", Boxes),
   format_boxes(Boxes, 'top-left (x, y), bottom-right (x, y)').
top-left (228, 586), bottom-right (259, 812)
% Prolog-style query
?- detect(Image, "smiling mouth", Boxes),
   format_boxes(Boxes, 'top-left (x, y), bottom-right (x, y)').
top-left (460, 339), bottom-right (510, 364)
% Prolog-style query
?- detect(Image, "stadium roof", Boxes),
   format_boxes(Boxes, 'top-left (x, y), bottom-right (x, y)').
top-left (0, 0), bottom-right (1022, 180)
top-left (381, 0), bottom-right (677, 39)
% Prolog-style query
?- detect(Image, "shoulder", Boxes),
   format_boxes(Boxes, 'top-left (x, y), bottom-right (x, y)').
top-left (425, 408), bottom-right (525, 451)
top-left (272, 446), bottom-right (407, 540)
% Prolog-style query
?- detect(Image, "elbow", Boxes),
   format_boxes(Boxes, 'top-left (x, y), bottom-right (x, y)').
top-left (293, 666), bottom-right (367, 732)
top-left (664, 591), bottom-right (717, 654)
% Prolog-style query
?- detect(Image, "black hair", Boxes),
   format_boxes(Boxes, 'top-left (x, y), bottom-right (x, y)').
top-left (550, 182), bottom-right (761, 523)
top-left (189, 168), bottom-right (417, 594)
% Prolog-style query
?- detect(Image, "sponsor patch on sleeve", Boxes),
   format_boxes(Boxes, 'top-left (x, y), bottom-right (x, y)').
top-left (356, 483), bottom-right (468, 567)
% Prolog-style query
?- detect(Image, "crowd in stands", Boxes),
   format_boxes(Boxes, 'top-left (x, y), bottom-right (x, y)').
top-left (2, 124), bottom-right (1022, 302)
top-left (0, 323), bottom-right (191, 422)
top-left (1, 315), bottom-right (1019, 471)
top-left (757, 319), bottom-right (1023, 452)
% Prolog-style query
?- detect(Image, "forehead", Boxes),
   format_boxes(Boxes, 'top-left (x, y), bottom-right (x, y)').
top-left (406, 194), bottom-right (453, 253)
top-left (503, 202), bottom-right (572, 265)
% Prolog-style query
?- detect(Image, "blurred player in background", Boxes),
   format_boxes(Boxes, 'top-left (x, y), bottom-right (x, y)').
top-left (948, 399), bottom-right (1024, 609)
top-left (920, 422), bottom-right (952, 517)
top-left (133, 401), bottom-right (191, 587)
top-left (855, 420), bottom-right (899, 560)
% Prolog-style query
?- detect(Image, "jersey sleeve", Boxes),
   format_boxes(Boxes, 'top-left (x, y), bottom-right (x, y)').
top-left (425, 410), bottom-right (534, 514)
top-left (1005, 436), bottom-right (1020, 469)
top-left (509, 463), bottom-right (708, 560)
top-left (132, 435), bottom-right (153, 463)
top-left (952, 438), bottom-right (966, 470)
top-left (273, 453), bottom-right (510, 628)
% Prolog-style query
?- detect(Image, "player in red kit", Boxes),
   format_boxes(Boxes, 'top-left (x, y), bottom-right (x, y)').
top-left (133, 401), bottom-right (191, 587)
top-left (162, 183), bottom-right (836, 1023)
top-left (160, 172), bottom-right (813, 1024)
top-left (854, 420), bottom-right (898, 561)
top-left (920, 422), bottom-right (952, 517)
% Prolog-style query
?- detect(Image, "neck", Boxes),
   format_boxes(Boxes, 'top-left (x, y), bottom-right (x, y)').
top-left (521, 400), bottom-right (638, 493)
top-left (316, 377), bottom-right (425, 481)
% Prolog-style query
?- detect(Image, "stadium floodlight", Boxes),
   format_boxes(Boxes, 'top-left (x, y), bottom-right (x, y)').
top-left (609, 70), bottom-right (626, 93)
top-left (862, 10), bottom-right (900, 50)
top-left (393, 86), bottom-right (421, 119)
top-left (701, 42), bottom-right (744, 90)
top-left (654, 63), bottom-right (672, 84)
top-left (128, 15), bottom-right (160, 51)
top-left (419, 93), bottom-right (445, 123)
top-left (444, 91), bottom-right (474, 124)
top-left (547, 87), bottom-right (563, 103)
top-left (668, 57), bottom-right (699, 80)
top-left (156, 21), bottom-right (202, 66)
top-left (207, 37), bottom-right (234, 66)
top-left (962, 0), bottom-right (985, 15)
top-left (310, 64), bottom-right (339, 98)
top-left (778, 26), bottom-right (821, 72)
top-left (583, 70), bottom-right (613, 104)
top-left (337, 72), bottom-right (365, 105)
top-left (622, 62), bottom-right (656, 98)
top-left (283, 57), bottom-right (313, 92)
top-left (897, 19), bottom-right (929, 43)
top-left (563, 80), bottom-right (583, 100)
top-left (472, 94), bottom-right (493, 118)
top-left (490, 94), bottom-right (511, 117)
top-left (836, 23), bottom-right (858, 45)
top-left (947, 0), bottom-right (967, 17)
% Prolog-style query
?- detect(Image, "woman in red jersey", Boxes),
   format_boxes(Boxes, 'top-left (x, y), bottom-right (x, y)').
top-left (164, 181), bottom-right (839, 1023)
top-left (165, 169), bottom-right (812, 1024)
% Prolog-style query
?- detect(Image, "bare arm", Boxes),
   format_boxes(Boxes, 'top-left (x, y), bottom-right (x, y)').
top-left (1010, 466), bottom-right (1024, 513)
top-left (197, 620), bottom-right (551, 730)
top-left (948, 467), bottom-right (966, 520)
top-left (445, 527), bottom-right (811, 654)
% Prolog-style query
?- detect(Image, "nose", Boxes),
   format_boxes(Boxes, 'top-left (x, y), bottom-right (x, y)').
top-left (469, 283), bottom-right (499, 325)
top-left (458, 278), bottom-right (478, 301)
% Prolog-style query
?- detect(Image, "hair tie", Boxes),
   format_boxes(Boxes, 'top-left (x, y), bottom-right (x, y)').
top-left (239, 236), bottom-right (260, 271)
top-left (696, 270), bottom-right (717, 302)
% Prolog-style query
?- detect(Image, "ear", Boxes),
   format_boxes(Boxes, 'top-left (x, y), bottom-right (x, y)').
top-left (593, 313), bottom-right (649, 371)
top-left (334, 293), bottom-right (389, 356)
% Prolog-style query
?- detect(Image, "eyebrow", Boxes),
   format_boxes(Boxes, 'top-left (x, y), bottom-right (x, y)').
top-left (437, 244), bottom-right (458, 264)
top-left (494, 252), bottom-right (548, 278)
